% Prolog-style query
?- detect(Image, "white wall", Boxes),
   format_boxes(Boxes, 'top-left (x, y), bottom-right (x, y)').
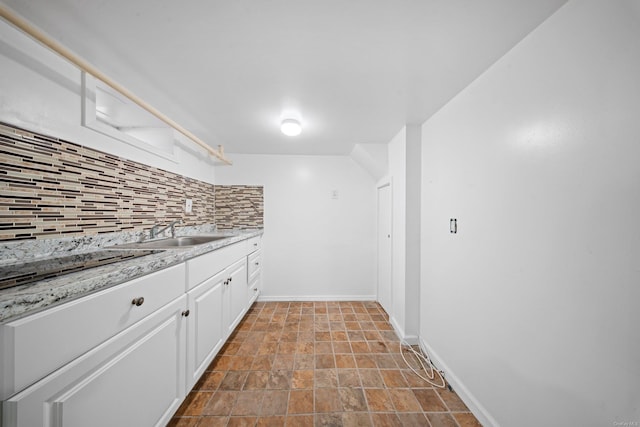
top-left (420, 1), bottom-right (640, 426)
top-left (0, 20), bottom-right (216, 184)
top-left (404, 125), bottom-right (421, 339)
top-left (386, 125), bottom-right (421, 341)
top-left (388, 128), bottom-right (407, 332)
top-left (350, 143), bottom-right (388, 182)
top-left (216, 154), bottom-right (376, 300)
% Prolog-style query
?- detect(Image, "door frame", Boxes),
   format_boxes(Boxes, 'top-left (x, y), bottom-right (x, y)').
top-left (376, 178), bottom-right (393, 316)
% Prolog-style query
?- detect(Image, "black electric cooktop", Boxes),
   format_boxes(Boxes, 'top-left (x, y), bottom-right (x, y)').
top-left (0, 249), bottom-right (163, 291)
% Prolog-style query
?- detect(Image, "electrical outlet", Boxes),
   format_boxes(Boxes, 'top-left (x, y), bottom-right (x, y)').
top-left (185, 199), bottom-right (193, 213)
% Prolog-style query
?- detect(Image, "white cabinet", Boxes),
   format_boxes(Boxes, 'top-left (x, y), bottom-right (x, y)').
top-left (186, 241), bottom-right (247, 291)
top-left (247, 234), bottom-right (263, 304)
top-left (2, 295), bottom-right (187, 427)
top-left (0, 264), bottom-right (185, 401)
top-left (223, 258), bottom-right (248, 336)
top-left (247, 235), bottom-right (262, 253)
top-left (1, 232), bottom-right (264, 427)
top-left (185, 269), bottom-right (225, 390)
top-left (185, 239), bottom-right (251, 391)
top-left (247, 249), bottom-right (262, 304)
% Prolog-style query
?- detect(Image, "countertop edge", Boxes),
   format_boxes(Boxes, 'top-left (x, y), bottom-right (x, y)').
top-left (0, 229), bottom-right (263, 323)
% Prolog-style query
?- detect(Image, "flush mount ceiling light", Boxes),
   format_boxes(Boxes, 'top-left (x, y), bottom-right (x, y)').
top-left (281, 118), bottom-right (302, 136)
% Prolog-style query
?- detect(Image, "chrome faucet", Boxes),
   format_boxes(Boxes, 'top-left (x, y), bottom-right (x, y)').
top-left (150, 220), bottom-right (182, 239)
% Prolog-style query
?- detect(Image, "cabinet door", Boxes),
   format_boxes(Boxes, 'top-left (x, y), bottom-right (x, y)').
top-left (2, 296), bottom-right (187, 427)
top-left (186, 270), bottom-right (225, 390)
top-left (225, 258), bottom-right (247, 336)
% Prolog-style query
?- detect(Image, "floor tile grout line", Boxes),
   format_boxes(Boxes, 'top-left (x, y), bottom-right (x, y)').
top-left (169, 301), bottom-right (481, 426)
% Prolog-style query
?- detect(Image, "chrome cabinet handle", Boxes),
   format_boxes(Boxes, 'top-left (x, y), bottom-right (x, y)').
top-left (131, 297), bottom-right (145, 306)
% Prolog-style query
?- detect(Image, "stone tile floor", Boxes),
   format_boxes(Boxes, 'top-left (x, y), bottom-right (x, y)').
top-left (168, 301), bottom-right (482, 427)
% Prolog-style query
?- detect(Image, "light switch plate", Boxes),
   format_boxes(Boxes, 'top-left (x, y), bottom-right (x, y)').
top-left (185, 199), bottom-right (193, 213)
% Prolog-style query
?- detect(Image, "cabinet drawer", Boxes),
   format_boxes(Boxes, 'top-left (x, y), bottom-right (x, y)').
top-left (186, 241), bottom-right (247, 290)
top-left (3, 295), bottom-right (187, 427)
top-left (247, 235), bottom-right (262, 253)
top-left (248, 249), bottom-right (262, 280)
top-left (248, 271), bottom-right (261, 302)
top-left (0, 263), bottom-right (185, 400)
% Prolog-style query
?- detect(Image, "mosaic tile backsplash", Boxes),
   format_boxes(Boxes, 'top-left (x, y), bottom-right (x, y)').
top-left (0, 123), bottom-right (262, 241)
top-left (214, 185), bottom-right (264, 230)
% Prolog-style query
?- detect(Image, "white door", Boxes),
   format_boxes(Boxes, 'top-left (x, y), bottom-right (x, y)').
top-left (377, 183), bottom-right (392, 315)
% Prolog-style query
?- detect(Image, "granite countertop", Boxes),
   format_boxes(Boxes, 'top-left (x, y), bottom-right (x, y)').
top-left (0, 228), bottom-right (263, 323)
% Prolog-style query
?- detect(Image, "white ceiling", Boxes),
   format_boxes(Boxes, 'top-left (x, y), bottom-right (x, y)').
top-left (3, 0), bottom-right (567, 155)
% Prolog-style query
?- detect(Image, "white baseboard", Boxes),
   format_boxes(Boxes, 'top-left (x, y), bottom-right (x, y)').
top-left (419, 337), bottom-right (499, 427)
top-left (257, 295), bottom-right (377, 302)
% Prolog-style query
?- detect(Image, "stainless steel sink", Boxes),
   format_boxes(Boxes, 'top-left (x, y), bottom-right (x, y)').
top-left (110, 235), bottom-right (230, 249)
